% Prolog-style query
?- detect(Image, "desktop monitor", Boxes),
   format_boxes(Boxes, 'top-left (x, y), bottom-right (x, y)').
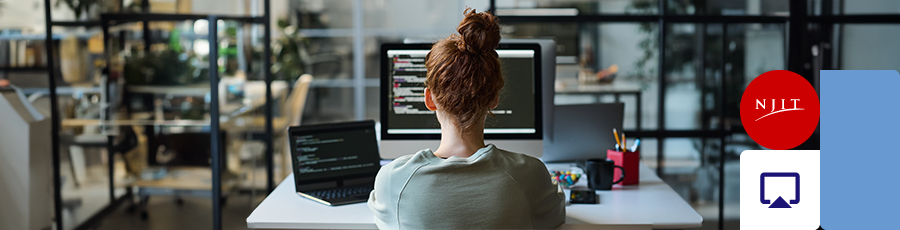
top-left (380, 42), bottom-right (551, 158)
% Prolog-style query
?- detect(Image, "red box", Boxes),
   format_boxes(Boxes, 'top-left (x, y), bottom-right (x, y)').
top-left (607, 150), bottom-right (639, 185)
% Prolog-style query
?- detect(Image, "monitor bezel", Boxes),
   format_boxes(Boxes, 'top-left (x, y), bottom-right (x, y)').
top-left (380, 43), bottom-right (543, 140)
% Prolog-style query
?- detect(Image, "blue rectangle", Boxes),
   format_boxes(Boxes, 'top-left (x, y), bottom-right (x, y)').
top-left (821, 70), bottom-right (900, 229)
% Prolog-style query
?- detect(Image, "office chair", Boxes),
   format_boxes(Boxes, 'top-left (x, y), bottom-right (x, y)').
top-left (222, 74), bottom-right (313, 182)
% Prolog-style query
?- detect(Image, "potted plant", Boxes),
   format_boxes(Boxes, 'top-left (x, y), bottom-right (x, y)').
top-left (123, 48), bottom-right (197, 85)
top-left (271, 18), bottom-right (310, 82)
top-left (57, 0), bottom-right (100, 21)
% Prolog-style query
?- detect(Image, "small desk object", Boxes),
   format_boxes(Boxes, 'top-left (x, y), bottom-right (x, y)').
top-left (246, 162), bottom-right (701, 230)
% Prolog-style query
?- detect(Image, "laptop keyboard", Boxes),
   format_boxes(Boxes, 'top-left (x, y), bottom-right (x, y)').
top-left (305, 184), bottom-right (374, 200)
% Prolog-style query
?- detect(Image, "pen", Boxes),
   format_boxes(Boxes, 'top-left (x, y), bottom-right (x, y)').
top-left (631, 139), bottom-right (641, 152)
top-left (613, 128), bottom-right (622, 152)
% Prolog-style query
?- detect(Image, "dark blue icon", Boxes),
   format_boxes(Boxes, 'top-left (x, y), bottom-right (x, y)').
top-left (768, 196), bottom-right (792, 208)
top-left (760, 172), bottom-right (800, 208)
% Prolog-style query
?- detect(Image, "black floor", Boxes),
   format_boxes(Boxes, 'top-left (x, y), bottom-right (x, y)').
top-left (95, 194), bottom-right (263, 230)
top-left (697, 220), bottom-right (741, 230)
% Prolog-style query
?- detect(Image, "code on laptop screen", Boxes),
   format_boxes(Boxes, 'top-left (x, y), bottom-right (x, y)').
top-left (290, 126), bottom-right (381, 182)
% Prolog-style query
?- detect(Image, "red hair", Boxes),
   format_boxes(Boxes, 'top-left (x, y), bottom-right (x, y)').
top-left (425, 8), bottom-right (503, 133)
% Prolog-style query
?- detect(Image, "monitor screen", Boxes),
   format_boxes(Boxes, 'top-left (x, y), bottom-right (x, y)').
top-left (289, 122), bottom-right (382, 184)
top-left (380, 43), bottom-right (543, 139)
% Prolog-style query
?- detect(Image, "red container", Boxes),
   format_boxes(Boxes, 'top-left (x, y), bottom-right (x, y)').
top-left (607, 150), bottom-right (640, 185)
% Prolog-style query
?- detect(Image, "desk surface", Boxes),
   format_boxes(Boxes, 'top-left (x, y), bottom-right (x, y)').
top-left (62, 81), bottom-right (290, 127)
top-left (246, 162), bottom-right (701, 230)
top-left (126, 80), bottom-right (288, 97)
top-left (555, 79), bottom-right (642, 94)
top-left (132, 167), bottom-right (236, 191)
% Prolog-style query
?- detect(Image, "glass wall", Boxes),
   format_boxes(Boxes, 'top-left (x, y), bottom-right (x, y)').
top-left (839, 24), bottom-right (900, 72)
top-left (4, 0), bottom-right (899, 229)
top-left (292, 0), bottom-right (486, 123)
top-left (666, 0), bottom-right (789, 15)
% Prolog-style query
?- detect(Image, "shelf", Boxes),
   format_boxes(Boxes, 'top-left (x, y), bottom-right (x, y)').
top-left (20, 86), bottom-right (103, 95)
top-left (49, 21), bottom-right (102, 27)
top-left (808, 14), bottom-right (900, 23)
top-left (554, 79), bottom-right (643, 94)
top-left (298, 28), bottom-right (459, 38)
top-left (100, 13), bottom-right (265, 25)
top-left (126, 84), bottom-right (210, 96)
top-left (0, 31), bottom-right (101, 40)
top-left (309, 78), bottom-right (379, 88)
top-left (0, 67), bottom-right (48, 72)
top-left (63, 119), bottom-right (214, 127)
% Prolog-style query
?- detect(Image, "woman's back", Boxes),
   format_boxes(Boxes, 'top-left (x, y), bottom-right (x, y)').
top-left (368, 145), bottom-right (566, 229)
top-left (368, 8), bottom-right (565, 229)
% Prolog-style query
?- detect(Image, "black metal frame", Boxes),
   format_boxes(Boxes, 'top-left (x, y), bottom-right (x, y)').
top-left (719, 22), bottom-right (728, 230)
top-left (45, 1), bottom-right (274, 230)
top-left (101, 13), bottom-right (265, 24)
top-left (42, 2), bottom-right (63, 230)
top-left (207, 15), bottom-right (222, 230)
top-left (499, 15), bottom-right (788, 23)
top-left (491, 0), bottom-right (900, 229)
top-left (0, 66), bottom-right (47, 80)
top-left (0, 67), bottom-right (49, 72)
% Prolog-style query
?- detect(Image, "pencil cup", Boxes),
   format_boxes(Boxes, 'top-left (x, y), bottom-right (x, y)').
top-left (607, 149), bottom-right (640, 185)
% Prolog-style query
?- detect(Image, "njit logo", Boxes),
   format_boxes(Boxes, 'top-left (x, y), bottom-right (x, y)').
top-left (754, 99), bottom-right (804, 121)
top-left (740, 70), bottom-right (820, 150)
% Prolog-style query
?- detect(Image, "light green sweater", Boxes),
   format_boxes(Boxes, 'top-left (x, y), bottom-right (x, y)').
top-left (368, 144), bottom-right (566, 229)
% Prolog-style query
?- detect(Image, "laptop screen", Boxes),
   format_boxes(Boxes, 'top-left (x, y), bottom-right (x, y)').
top-left (289, 121), bottom-right (382, 185)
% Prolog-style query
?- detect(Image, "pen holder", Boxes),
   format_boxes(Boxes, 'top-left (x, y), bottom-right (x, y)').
top-left (607, 150), bottom-right (639, 185)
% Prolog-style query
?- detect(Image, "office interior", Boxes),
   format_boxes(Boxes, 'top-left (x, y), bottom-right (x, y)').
top-left (0, 0), bottom-right (895, 229)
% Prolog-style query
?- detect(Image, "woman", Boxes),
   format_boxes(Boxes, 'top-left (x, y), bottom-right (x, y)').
top-left (368, 8), bottom-right (566, 229)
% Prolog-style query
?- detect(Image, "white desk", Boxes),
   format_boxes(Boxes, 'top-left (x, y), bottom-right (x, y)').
top-left (246, 162), bottom-right (702, 230)
top-left (125, 81), bottom-right (289, 115)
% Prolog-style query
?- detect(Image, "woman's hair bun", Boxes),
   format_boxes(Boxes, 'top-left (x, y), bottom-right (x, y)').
top-left (456, 8), bottom-right (500, 54)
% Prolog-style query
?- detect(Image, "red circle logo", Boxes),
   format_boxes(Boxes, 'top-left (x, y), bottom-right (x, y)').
top-left (740, 70), bottom-right (820, 150)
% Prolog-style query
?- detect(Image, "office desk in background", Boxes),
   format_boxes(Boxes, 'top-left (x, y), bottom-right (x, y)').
top-left (126, 80), bottom-right (289, 116)
top-left (555, 79), bottom-right (643, 129)
top-left (246, 162), bottom-right (702, 230)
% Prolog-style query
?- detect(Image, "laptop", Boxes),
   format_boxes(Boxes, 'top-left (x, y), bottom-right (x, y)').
top-left (288, 120), bottom-right (382, 206)
top-left (541, 103), bottom-right (625, 162)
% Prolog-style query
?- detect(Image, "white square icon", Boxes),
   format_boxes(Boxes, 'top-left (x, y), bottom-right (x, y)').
top-left (741, 150), bottom-right (819, 230)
